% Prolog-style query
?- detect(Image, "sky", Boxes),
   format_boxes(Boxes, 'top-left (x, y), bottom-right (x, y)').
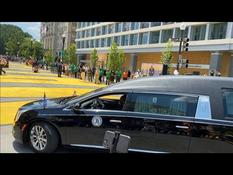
top-left (1, 22), bottom-right (41, 41)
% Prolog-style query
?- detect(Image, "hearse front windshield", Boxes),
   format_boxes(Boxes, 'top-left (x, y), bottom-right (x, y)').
top-left (65, 87), bottom-right (106, 105)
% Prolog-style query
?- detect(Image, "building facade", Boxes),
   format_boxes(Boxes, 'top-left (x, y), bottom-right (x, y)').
top-left (75, 22), bottom-right (233, 77)
top-left (41, 22), bottom-right (77, 57)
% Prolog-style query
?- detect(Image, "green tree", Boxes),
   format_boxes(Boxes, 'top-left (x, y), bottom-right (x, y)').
top-left (32, 41), bottom-right (44, 60)
top-left (18, 38), bottom-right (32, 58)
top-left (0, 24), bottom-right (32, 55)
top-left (17, 38), bottom-right (44, 60)
top-left (62, 50), bottom-right (69, 64)
top-left (160, 39), bottom-right (173, 73)
top-left (67, 43), bottom-right (77, 65)
top-left (107, 42), bottom-right (125, 72)
top-left (44, 50), bottom-right (54, 65)
top-left (90, 49), bottom-right (99, 68)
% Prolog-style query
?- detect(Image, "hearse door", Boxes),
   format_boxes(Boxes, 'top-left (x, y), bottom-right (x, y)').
top-left (66, 93), bottom-right (130, 147)
top-left (126, 92), bottom-right (198, 153)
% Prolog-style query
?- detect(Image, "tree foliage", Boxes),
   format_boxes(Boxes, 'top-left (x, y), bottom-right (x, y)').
top-left (67, 43), bottom-right (77, 65)
top-left (63, 43), bottom-right (77, 64)
top-left (0, 24), bottom-right (32, 54)
top-left (44, 50), bottom-right (54, 65)
top-left (160, 39), bottom-right (173, 70)
top-left (90, 49), bottom-right (98, 68)
top-left (107, 42), bottom-right (125, 72)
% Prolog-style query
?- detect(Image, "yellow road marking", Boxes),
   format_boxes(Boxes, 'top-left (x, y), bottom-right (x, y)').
top-left (0, 101), bottom-right (33, 125)
top-left (1, 87), bottom-right (94, 98)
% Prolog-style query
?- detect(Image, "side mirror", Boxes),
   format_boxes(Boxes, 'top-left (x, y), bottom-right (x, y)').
top-left (73, 103), bottom-right (81, 111)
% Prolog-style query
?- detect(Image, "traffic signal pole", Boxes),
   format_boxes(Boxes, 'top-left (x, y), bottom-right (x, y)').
top-left (177, 30), bottom-right (184, 71)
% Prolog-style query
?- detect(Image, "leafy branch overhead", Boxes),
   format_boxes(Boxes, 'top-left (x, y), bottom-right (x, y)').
top-left (160, 39), bottom-right (173, 68)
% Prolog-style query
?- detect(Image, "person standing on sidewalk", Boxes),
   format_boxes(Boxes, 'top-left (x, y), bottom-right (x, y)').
top-left (106, 69), bottom-right (111, 85)
top-left (127, 70), bottom-right (131, 79)
top-left (95, 68), bottom-right (100, 84)
top-left (173, 69), bottom-right (179, 76)
top-left (122, 70), bottom-right (128, 80)
top-left (57, 58), bottom-right (63, 77)
top-left (149, 66), bottom-right (155, 76)
top-left (87, 66), bottom-right (92, 82)
top-left (0, 57), bottom-right (7, 75)
top-left (99, 67), bottom-right (104, 83)
top-left (116, 69), bottom-right (122, 83)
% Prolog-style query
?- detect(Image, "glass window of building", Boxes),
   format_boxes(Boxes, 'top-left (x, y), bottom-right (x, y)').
top-left (140, 22), bottom-right (150, 28)
top-left (131, 22), bottom-right (140, 30)
top-left (121, 35), bottom-right (129, 46)
top-left (86, 29), bottom-right (90, 37)
top-left (77, 31), bottom-right (81, 39)
top-left (107, 37), bottom-right (112, 47)
top-left (108, 24), bottom-right (114, 34)
top-left (95, 39), bottom-right (99, 48)
top-left (77, 23), bottom-right (81, 29)
top-left (175, 27), bottom-right (189, 39)
top-left (149, 31), bottom-right (160, 44)
top-left (98, 38), bottom-right (101, 47)
top-left (81, 41), bottom-right (84, 48)
top-left (102, 25), bottom-right (107, 35)
top-left (86, 40), bottom-right (89, 48)
top-left (115, 23), bottom-right (122, 33)
top-left (209, 22), bottom-right (227, 40)
top-left (77, 41), bottom-right (80, 49)
top-left (96, 27), bottom-right (101, 36)
top-left (161, 29), bottom-right (173, 43)
top-left (130, 34), bottom-right (138, 45)
top-left (190, 25), bottom-right (206, 41)
top-left (90, 40), bottom-right (94, 48)
top-left (101, 38), bottom-right (106, 47)
top-left (84, 40), bottom-right (86, 48)
top-left (114, 36), bottom-right (121, 46)
top-left (139, 32), bottom-right (149, 45)
top-left (82, 30), bottom-right (85, 38)
top-left (122, 22), bottom-right (130, 31)
top-left (151, 22), bottom-right (161, 27)
top-left (91, 28), bottom-right (95, 36)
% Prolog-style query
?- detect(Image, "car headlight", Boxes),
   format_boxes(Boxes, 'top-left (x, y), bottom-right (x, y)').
top-left (14, 109), bottom-right (27, 122)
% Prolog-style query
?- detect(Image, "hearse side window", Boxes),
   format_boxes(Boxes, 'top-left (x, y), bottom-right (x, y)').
top-left (79, 93), bottom-right (130, 111)
top-left (222, 89), bottom-right (233, 120)
top-left (129, 93), bottom-right (198, 117)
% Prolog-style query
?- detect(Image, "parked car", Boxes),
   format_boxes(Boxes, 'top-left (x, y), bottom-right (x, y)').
top-left (12, 76), bottom-right (233, 153)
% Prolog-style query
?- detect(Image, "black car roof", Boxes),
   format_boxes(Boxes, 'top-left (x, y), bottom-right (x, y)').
top-left (103, 76), bottom-right (233, 96)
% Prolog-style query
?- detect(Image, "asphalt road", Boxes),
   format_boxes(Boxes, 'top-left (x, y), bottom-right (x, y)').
top-left (0, 125), bottom-right (107, 153)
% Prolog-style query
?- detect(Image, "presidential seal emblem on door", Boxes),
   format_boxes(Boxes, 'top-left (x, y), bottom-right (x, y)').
top-left (92, 116), bottom-right (103, 127)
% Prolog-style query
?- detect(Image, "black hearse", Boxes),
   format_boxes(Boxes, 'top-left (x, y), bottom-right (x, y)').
top-left (13, 76), bottom-right (233, 153)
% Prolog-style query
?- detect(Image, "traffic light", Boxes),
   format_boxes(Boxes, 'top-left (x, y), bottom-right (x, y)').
top-left (186, 59), bottom-right (189, 68)
top-left (183, 38), bottom-right (189, 51)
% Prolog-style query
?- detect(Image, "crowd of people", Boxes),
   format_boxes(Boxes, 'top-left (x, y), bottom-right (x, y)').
top-left (55, 64), bottom-right (160, 85)
top-left (0, 55), bottom-right (223, 80)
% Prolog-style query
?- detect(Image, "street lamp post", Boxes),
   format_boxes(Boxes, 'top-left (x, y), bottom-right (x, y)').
top-left (176, 23), bottom-right (186, 71)
top-left (17, 42), bottom-right (20, 57)
top-left (30, 38), bottom-right (34, 59)
top-left (61, 34), bottom-right (66, 61)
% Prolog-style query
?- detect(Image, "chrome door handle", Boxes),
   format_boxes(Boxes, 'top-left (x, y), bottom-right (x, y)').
top-left (110, 120), bottom-right (122, 123)
top-left (176, 125), bottom-right (189, 129)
